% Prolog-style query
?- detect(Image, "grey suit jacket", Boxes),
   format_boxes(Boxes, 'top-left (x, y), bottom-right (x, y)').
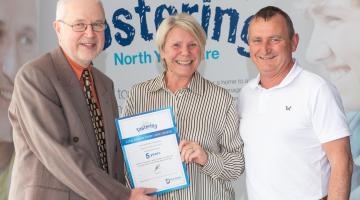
top-left (8, 48), bottom-right (129, 200)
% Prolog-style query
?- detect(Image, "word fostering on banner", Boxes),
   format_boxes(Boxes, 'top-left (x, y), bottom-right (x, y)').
top-left (105, 0), bottom-right (252, 59)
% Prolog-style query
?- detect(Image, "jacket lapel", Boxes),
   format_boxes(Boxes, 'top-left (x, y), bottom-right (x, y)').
top-left (50, 48), bottom-right (99, 162)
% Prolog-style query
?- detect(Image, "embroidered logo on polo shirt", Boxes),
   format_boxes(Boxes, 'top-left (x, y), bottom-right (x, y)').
top-left (285, 106), bottom-right (292, 111)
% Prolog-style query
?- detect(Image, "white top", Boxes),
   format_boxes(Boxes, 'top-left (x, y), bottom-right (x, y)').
top-left (238, 62), bottom-right (350, 200)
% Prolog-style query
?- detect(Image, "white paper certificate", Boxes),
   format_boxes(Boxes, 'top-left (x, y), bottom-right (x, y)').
top-left (115, 107), bottom-right (190, 195)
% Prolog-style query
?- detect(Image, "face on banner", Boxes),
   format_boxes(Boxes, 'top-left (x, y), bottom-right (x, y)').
top-left (0, 0), bottom-right (37, 141)
top-left (304, 1), bottom-right (360, 198)
top-left (305, 0), bottom-right (360, 111)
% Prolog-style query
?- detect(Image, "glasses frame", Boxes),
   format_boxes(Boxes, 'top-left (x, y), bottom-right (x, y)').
top-left (58, 20), bottom-right (106, 32)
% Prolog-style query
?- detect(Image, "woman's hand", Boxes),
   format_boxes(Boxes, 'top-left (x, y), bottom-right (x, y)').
top-left (179, 140), bottom-right (208, 166)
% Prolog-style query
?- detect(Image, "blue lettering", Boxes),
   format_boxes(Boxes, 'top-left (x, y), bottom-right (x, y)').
top-left (113, 8), bottom-right (135, 46)
top-left (125, 55), bottom-right (133, 65)
top-left (135, 0), bottom-right (153, 41)
top-left (108, 1), bottom-right (251, 58)
top-left (182, 3), bottom-right (199, 15)
top-left (104, 20), bottom-right (112, 50)
top-left (154, 50), bottom-right (161, 62)
top-left (136, 123), bottom-right (158, 132)
top-left (212, 7), bottom-right (239, 43)
top-left (212, 50), bottom-right (220, 59)
top-left (205, 50), bottom-right (219, 60)
top-left (140, 51), bottom-right (152, 64)
top-left (201, 2), bottom-right (211, 35)
top-left (114, 53), bottom-right (121, 65)
top-left (114, 51), bottom-right (153, 65)
top-left (237, 15), bottom-right (252, 58)
top-left (154, 5), bottom-right (177, 30)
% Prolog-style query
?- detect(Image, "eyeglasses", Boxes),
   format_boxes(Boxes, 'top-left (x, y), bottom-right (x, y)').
top-left (58, 20), bottom-right (106, 32)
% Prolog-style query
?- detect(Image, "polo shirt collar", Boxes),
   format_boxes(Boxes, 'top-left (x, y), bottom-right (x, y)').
top-left (250, 59), bottom-right (302, 90)
top-left (148, 71), bottom-right (204, 96)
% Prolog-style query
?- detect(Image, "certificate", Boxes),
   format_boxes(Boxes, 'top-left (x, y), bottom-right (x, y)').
top-left (115, 107), bottom-right (190, 195)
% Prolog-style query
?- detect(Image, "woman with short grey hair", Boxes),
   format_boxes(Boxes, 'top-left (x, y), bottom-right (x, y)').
top-left (122, 13), bottom-right (245, 200)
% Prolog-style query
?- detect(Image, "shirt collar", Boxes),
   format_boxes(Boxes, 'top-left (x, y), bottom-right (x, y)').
top-left (62, 48), bottom-right (92, 80)
top-left (148, 71), bottom-right (204, 96)
top-left (249, 60), bottom-right (303, 90)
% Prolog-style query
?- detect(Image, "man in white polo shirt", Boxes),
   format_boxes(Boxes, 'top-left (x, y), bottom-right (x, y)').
top-left (238, 6), bottom-right (353, 200)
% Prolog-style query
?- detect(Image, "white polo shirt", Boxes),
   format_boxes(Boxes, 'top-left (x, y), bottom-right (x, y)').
top-left (238, 62), bottom-right (350, 200)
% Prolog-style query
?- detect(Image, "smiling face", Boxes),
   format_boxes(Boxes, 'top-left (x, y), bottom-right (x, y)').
top-left (54, 0), bottom-right (105, 67)
top-left (0, 0), bottom-right (37, 141)
top-left (306, 0), bottom-right (360, 111)
top-left (248, 14), bottom-right (299, 86)
top-left (161, 26), bottom-right (202, 82)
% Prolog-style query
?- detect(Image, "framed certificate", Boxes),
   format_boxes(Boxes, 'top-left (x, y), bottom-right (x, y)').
top-left (115, 107), bottom-right (190, 195)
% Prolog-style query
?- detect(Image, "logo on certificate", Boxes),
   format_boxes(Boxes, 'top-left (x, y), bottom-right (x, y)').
top-left (136, 122), bottom-right (158, 133)
top-left (165, 176), bottom-right (181, 184)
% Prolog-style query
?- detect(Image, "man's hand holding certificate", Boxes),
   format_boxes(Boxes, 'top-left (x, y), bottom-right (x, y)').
top-left (116, 107), bottom-right (190, 195)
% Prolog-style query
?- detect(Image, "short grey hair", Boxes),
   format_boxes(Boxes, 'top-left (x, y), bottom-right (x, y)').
top-left (55, 0), bottom-right (66, 20)
top-left (155, 13), bottom-right (207, 58)
top-left (55, 0), bottom-right (104, 20)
